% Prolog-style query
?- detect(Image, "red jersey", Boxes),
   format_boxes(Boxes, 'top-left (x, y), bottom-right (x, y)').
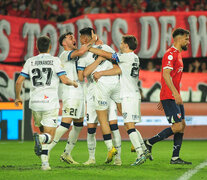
top-left (160, 46), bottom-right (183, 100)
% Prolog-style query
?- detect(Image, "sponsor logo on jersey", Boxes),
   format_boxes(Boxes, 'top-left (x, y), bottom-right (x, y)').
top-left (132, 115), bottom-right (139, 120)
top-left (177, 113), bottom-right (181, 119)
top-left (44, 95), bottom-right (49, 99)
top-left (98, 100), bottom-right (107, 106)
top-left (168, 55), bottom-right (173, 60)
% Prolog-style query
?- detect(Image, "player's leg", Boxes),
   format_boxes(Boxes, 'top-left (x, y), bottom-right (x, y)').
top-left (83, 123), bottom-right (97, 165)
top-left (145, 100), bottom-right (175, 153)
top-left (61, 99), bottom-right (85, 164)
top-left (48, 117), bottom-right (72, 152)
top-left (33, 109), bottom-right (59, 170)
top-left (108, 100), bottom-right (122, 165)
top-left (170, 105), bottom-right (192, 164)
top-left (84, 100), bottom-right (98, 165)
top-left (122, 97), bottom-right (145, 166)
top-left (95, 81), bottom-right (117, 163)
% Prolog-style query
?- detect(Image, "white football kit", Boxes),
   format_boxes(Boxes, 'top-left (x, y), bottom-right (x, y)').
top-left (111, 52), bottom-right (141, 123)
top-left (59, 50), bottom-right (84, 119)
top-left (77, 44), bottom-right (119, 123)
top-left (20, 53), bottom-right (66, 127)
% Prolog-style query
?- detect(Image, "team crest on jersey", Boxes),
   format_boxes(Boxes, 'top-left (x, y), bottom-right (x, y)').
top-left (168, 55), bottom-right (173, 60)
top-left (122, 112), bottom-right (127, 119)
top-left (177, 113), bottom-right (181, 119)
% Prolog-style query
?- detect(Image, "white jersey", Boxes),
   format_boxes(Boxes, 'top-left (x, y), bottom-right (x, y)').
top-left (20, 53), bottom-right (66, 111)
top-left (112, 52), bottom-right (140, 98)
top-left (77, 44), bottom-right (119, 99)
top-left (59, 50), bottom-right (84, 100)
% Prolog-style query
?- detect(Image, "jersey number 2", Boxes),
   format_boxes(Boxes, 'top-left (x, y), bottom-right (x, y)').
top-left (130, 63), bottom-right (139, 77)
top-left (32, 68), bottom-right (53, 87)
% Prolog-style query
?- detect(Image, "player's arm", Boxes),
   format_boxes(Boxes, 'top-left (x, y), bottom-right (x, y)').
top-left (93, 64), bottom-right (121, 81)
top-left (83, 56), bottom-right (105, 77)
top-left (15, 75), bottom-right (25, 106)
top-left (59, 74), bottom-right (78, 88)
top-left (88, 47), bottom-right (113, 60)
top-left (71, 31), bottom-right (97, 59)
top-left (163, 69), bottom-right (183, 104)
top-left (78, 70), bottom-right (84, 82)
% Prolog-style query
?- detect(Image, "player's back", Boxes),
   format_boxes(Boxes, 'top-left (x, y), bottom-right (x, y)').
top-left (117, 52), bottom-right (140, 98)
top-left (24, 53), bottom-right (64, 111)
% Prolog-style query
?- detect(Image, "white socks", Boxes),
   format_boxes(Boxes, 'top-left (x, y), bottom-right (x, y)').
top-left (129, 131), bottom-right (143, 158)
top-left (39, 133), bottom-right (51, 144)
top-left (136, 129), bottom-right (147, 152)
top-left (48, 125), bottom-right (68, 151)
top-left (87, 133), bottom-right (96, 160)
top-left (64, 125), bottom-right (83, 155)
top-left (112, 129), bottom-right (121, 160)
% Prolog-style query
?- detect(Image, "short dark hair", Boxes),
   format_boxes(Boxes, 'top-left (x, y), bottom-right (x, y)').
top-left (172, 28), bottom-right (190, 38)
top-left (79, 27), bottom-right (95, 37)
top-left (122, 35), bottom-right (138, 50)
top-left (37, 36), bottom-right (51, 53)
top-left (59, 32), bottom-right (73, 46)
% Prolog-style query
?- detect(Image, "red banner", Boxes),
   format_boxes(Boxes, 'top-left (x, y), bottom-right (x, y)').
top-left (0, 64), bottom-right (206, 102)
top-left (1, 11), bottom-right (207, 62)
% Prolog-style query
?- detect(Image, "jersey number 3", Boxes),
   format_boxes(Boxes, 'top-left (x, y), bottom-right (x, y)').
top-left (32, 68), bottom-right (53, 87)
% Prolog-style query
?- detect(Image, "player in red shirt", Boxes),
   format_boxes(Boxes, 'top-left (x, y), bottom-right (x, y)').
top-left (145, 28), bottom-right (192, 164)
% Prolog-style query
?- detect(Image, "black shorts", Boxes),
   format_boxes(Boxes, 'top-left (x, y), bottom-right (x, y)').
top-left (161, 99), bottom-right (185, 124)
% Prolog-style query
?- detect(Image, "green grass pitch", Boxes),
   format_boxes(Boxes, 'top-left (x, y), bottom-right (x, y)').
top-left (0, 140), bottom-right (206, 180)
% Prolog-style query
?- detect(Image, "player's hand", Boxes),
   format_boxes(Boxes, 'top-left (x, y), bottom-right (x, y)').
top-left (93, 72), bottom-right (102, 82)
top-left (173, 93), bottom-right (183, 105)
top-left (91, 30), bottom-right (97, 41)
top-left (157, 102), bottom-right (163, 111)
top-left (15, 98), bottom-right (22, 106)
top-left (73, 80), bottom-right (78, 88)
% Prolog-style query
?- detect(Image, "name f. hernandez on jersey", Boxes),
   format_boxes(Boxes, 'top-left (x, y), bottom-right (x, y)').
top-left (20, 53), bottom-right (66, 111)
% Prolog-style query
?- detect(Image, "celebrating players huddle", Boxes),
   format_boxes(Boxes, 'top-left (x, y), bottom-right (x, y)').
top-left (15, 27), bottom-right (192, 170)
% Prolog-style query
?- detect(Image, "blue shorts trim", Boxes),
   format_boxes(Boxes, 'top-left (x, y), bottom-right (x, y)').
top-left (161, 99), bottom-right (185, 124)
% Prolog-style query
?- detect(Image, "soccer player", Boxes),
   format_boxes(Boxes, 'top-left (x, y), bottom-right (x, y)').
top-left (47, 32), bottom-right (96, 164)
top-left (15, 36), bottom-right (78, 170)
top-left (88, 35), bottom-right (149, 166)
top-left (77, 27), bottom-right (122, 165)
top-left (144, 28), bottom-right (192, 164)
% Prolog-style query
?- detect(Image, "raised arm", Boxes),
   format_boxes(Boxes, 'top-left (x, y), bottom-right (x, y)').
top-left (163, 69), bottom-right (182, 104)
top-left (71, 31), bottom-right (97, 58)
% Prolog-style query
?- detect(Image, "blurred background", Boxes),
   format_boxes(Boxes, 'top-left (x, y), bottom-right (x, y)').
top-left (0, 0), bottom-right (207, 141)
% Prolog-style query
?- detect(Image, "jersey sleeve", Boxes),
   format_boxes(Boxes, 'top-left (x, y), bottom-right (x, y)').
top-left (101, 44), bottom-right (115, 53)
top-left (77, 56), bottom-right (86, 71)
top-left (54, 58), bottom-right (67, 76)
top-left (111, 52), bottom-right (122, 63)
top-left (162, 52), bottom-right (175, 70)
top-left (20, 60), bottom-right (30, 78)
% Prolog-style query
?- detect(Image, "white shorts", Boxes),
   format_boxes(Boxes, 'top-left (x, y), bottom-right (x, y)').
top-left (95, 81), bottom-right (121, 111)
top-left (62, 98), bottom-right (84, 119)
top-left (32, 109), bottom-right (59, 128)
top-left (86, 97), bottom-right (117, 124)
top-left (122, 96), bottom-right (141, 123)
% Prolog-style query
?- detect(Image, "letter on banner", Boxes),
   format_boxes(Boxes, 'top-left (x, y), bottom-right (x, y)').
top-left (94, 19), bottom-right (111, 44)
top-left (157, 16), bottom-right (175, 57)
top-left (112, 18), bottom-right (128, 50)
top-left (0, 20), bottom-right (10, 61)
top-left (188, 16), bottom-right (207, 57)
top-left (22, 23), bottom-right (40, 60)
top-left (138, 16), bottom-right (159, 58)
